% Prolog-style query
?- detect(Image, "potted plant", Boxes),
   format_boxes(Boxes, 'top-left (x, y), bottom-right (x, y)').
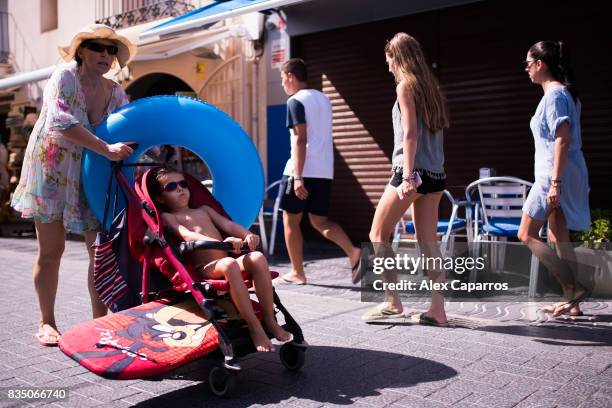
top-left (572, 209), bottom-right (612, 297)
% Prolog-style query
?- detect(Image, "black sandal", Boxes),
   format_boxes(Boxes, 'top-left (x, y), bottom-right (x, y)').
top-left (419, 314), bottom-right (450, 328)
top-left (553, 289), bottom-right (591, 317)
top-left (351, 258), bottom-right (364, 284)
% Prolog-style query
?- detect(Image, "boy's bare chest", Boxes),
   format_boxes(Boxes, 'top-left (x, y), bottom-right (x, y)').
top-left (177, 210), bottom-right (221, 237)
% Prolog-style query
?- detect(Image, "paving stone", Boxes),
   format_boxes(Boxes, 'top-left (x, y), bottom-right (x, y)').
top-left (522, 356), bottom-right (562, 371)
top-left (119, 390), bottom-right (158, 405)
top-left (447, 379), bottom-right (499, 396)
top-left (474, 391), bottom-right (534, 408)
top-left (556, 362), bottom-right (604, 375)
top-left (31, 360), bottom-right (73, 374)
top-left (426, 385), bottom-right (472, 405)
top-left (472, 371), bottom-right (519, 389)
top-left (484, 352), bottom-right (533, 365)
top-left (356, 389), bottom-right (406, 406)
top-left (578, 399), bottom-right (611, 408)
top-left (63, 395), bottom-right (108, 408)
top-left (391, 395), bottom-right (451, 408)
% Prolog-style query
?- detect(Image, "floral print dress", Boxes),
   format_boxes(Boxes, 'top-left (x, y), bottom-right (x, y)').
top-left (11, 63), bottom-right (129, 233)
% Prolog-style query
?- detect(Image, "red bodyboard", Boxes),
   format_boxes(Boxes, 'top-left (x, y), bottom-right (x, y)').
top-left (59, 297), bottom-right (221, 379)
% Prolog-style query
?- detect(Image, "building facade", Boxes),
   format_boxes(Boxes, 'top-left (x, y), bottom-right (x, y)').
top-left (1, 0), bottom-right (610, 241)
top-left (265, 0), bottom-right (612, 240)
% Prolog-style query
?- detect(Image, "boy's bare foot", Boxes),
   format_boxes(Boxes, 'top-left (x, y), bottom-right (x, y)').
top-left (279, 272), bottom-right (306, 285)
top-left (249, 326), bottom-right (274, 352)
top-left (264, 320), bottom-right (293, 343)
top-left (36, 323), bottom-right (61, 347)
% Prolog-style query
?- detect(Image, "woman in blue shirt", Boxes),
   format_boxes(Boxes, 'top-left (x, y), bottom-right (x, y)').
top-left (518, 41), bottom-right (591, 317)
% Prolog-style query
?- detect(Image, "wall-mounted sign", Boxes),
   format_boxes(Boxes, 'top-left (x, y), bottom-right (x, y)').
top-left (271, 35), bottom-right (288, 69)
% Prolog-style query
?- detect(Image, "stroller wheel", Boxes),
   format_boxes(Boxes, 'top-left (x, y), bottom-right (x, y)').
top-left (208, 366), bottom-right (237, 397)
top-left (279, 344), bottom-right (305, 371)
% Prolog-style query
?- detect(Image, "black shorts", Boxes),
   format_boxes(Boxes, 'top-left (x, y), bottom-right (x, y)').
top-left (279, 176), bottom-right (332, 216)
top-left (389, 167), bottom-right (446, 194)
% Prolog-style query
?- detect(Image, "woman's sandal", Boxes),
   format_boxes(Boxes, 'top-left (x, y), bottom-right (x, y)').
top-left (418, 314), bottom-right (450, 328)
top-left (35, 332), bottom-right (60, 347)
top-left (552, 289), bottom-right (592, 317)
top-left (351, 258), bottom-right (364, 284)
top-left (540, 303), bottom-right (584, 316)
top-left (362, 306), bottom-right (405, 321)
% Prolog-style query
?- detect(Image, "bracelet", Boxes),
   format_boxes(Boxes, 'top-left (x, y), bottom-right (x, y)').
top-left (402, 171), bottom-right (418, 182)
top-left (551, 179), bottom-right (562, 184)
top-left (293, 176), bottom-right (303, 181)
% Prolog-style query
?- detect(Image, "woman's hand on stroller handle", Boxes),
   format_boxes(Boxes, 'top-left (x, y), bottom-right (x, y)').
top-left (104, 141), bottom-right (136, 161)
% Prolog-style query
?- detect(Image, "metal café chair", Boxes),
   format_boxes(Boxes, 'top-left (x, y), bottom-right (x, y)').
top-left (256, 179), bottom-right (283, 256)
top-left (393, 190), bottom-right (469, 257)
top-left (465, 176), bottom-right (544, 296)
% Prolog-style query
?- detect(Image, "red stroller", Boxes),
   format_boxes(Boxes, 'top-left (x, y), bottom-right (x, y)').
top-left (59, 163), bottom-right (307, 397)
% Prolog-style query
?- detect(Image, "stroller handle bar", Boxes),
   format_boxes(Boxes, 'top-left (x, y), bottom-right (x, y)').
top-left (179, 240), bottom-right (250, 255)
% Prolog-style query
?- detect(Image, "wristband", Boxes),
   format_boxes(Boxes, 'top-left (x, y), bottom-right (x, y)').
top-left (402, 171), bottom-right (418, 182)
top-left (293, 176), bottom-right (303, 181)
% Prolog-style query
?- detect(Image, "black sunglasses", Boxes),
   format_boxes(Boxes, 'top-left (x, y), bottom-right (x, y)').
top-left (82, 41), bottom-right (119, 55)
top-left (162, 179), bottom-right (189, 192)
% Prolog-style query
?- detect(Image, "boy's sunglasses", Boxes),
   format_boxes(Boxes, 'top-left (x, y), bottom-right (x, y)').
top-left (82, 41), bottom-right (119, 55)
top-left (162, 179), bottom-right (189, 192)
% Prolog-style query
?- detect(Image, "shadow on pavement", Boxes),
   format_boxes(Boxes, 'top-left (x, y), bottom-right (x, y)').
top-left (132, 345), bottom-right (457, 407)
top-left (477, 317), bottom-right (612, 347)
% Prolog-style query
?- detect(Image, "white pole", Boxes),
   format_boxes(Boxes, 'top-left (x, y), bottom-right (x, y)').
top-left (0, 64), bottom-right (68, 91)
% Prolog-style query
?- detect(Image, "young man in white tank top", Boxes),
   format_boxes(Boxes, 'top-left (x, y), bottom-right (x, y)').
top-left (278, 58), bottom-right (361, 285)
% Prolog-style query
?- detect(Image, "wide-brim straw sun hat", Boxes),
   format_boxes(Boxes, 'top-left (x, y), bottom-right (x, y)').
top-left (58, 24), bottom-right (137, 68)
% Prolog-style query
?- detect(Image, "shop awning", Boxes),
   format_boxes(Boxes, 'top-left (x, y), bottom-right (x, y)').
top-left (140, 0), bottom-right (310, 39)
top-left (135, 25), bottom-right (244, 61)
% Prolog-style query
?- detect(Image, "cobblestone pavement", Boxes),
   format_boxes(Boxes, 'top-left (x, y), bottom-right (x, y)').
top-left (0, 237), bottom-right (611, 407)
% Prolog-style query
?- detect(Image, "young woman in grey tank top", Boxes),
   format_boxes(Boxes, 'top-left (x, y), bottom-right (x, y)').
top-left (360, 33), bottom-right (450, 327)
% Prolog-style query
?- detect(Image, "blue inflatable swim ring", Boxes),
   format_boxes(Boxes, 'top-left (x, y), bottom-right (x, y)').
top-left (82, 95), bottom-right (264, 230)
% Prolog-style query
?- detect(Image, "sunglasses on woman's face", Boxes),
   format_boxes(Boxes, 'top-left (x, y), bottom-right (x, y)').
top-left (82, 41), bottom-right (119, 55)
top-left (162, 179), bottom-right (189, 192)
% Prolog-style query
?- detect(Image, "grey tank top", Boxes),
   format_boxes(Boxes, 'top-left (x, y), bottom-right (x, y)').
top-left (391, 100), bottom-right (445, 176)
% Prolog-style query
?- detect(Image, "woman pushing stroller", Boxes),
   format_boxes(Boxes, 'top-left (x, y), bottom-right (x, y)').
top-left (147, 167), bottom-right (293, 352)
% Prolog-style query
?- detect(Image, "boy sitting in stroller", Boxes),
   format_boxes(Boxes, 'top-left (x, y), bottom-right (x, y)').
top-left (147, 167), bottom-right (293, 352)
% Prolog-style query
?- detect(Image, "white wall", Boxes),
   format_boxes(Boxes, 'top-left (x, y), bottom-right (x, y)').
top-left (8, 0), bottom-right (95, 72)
